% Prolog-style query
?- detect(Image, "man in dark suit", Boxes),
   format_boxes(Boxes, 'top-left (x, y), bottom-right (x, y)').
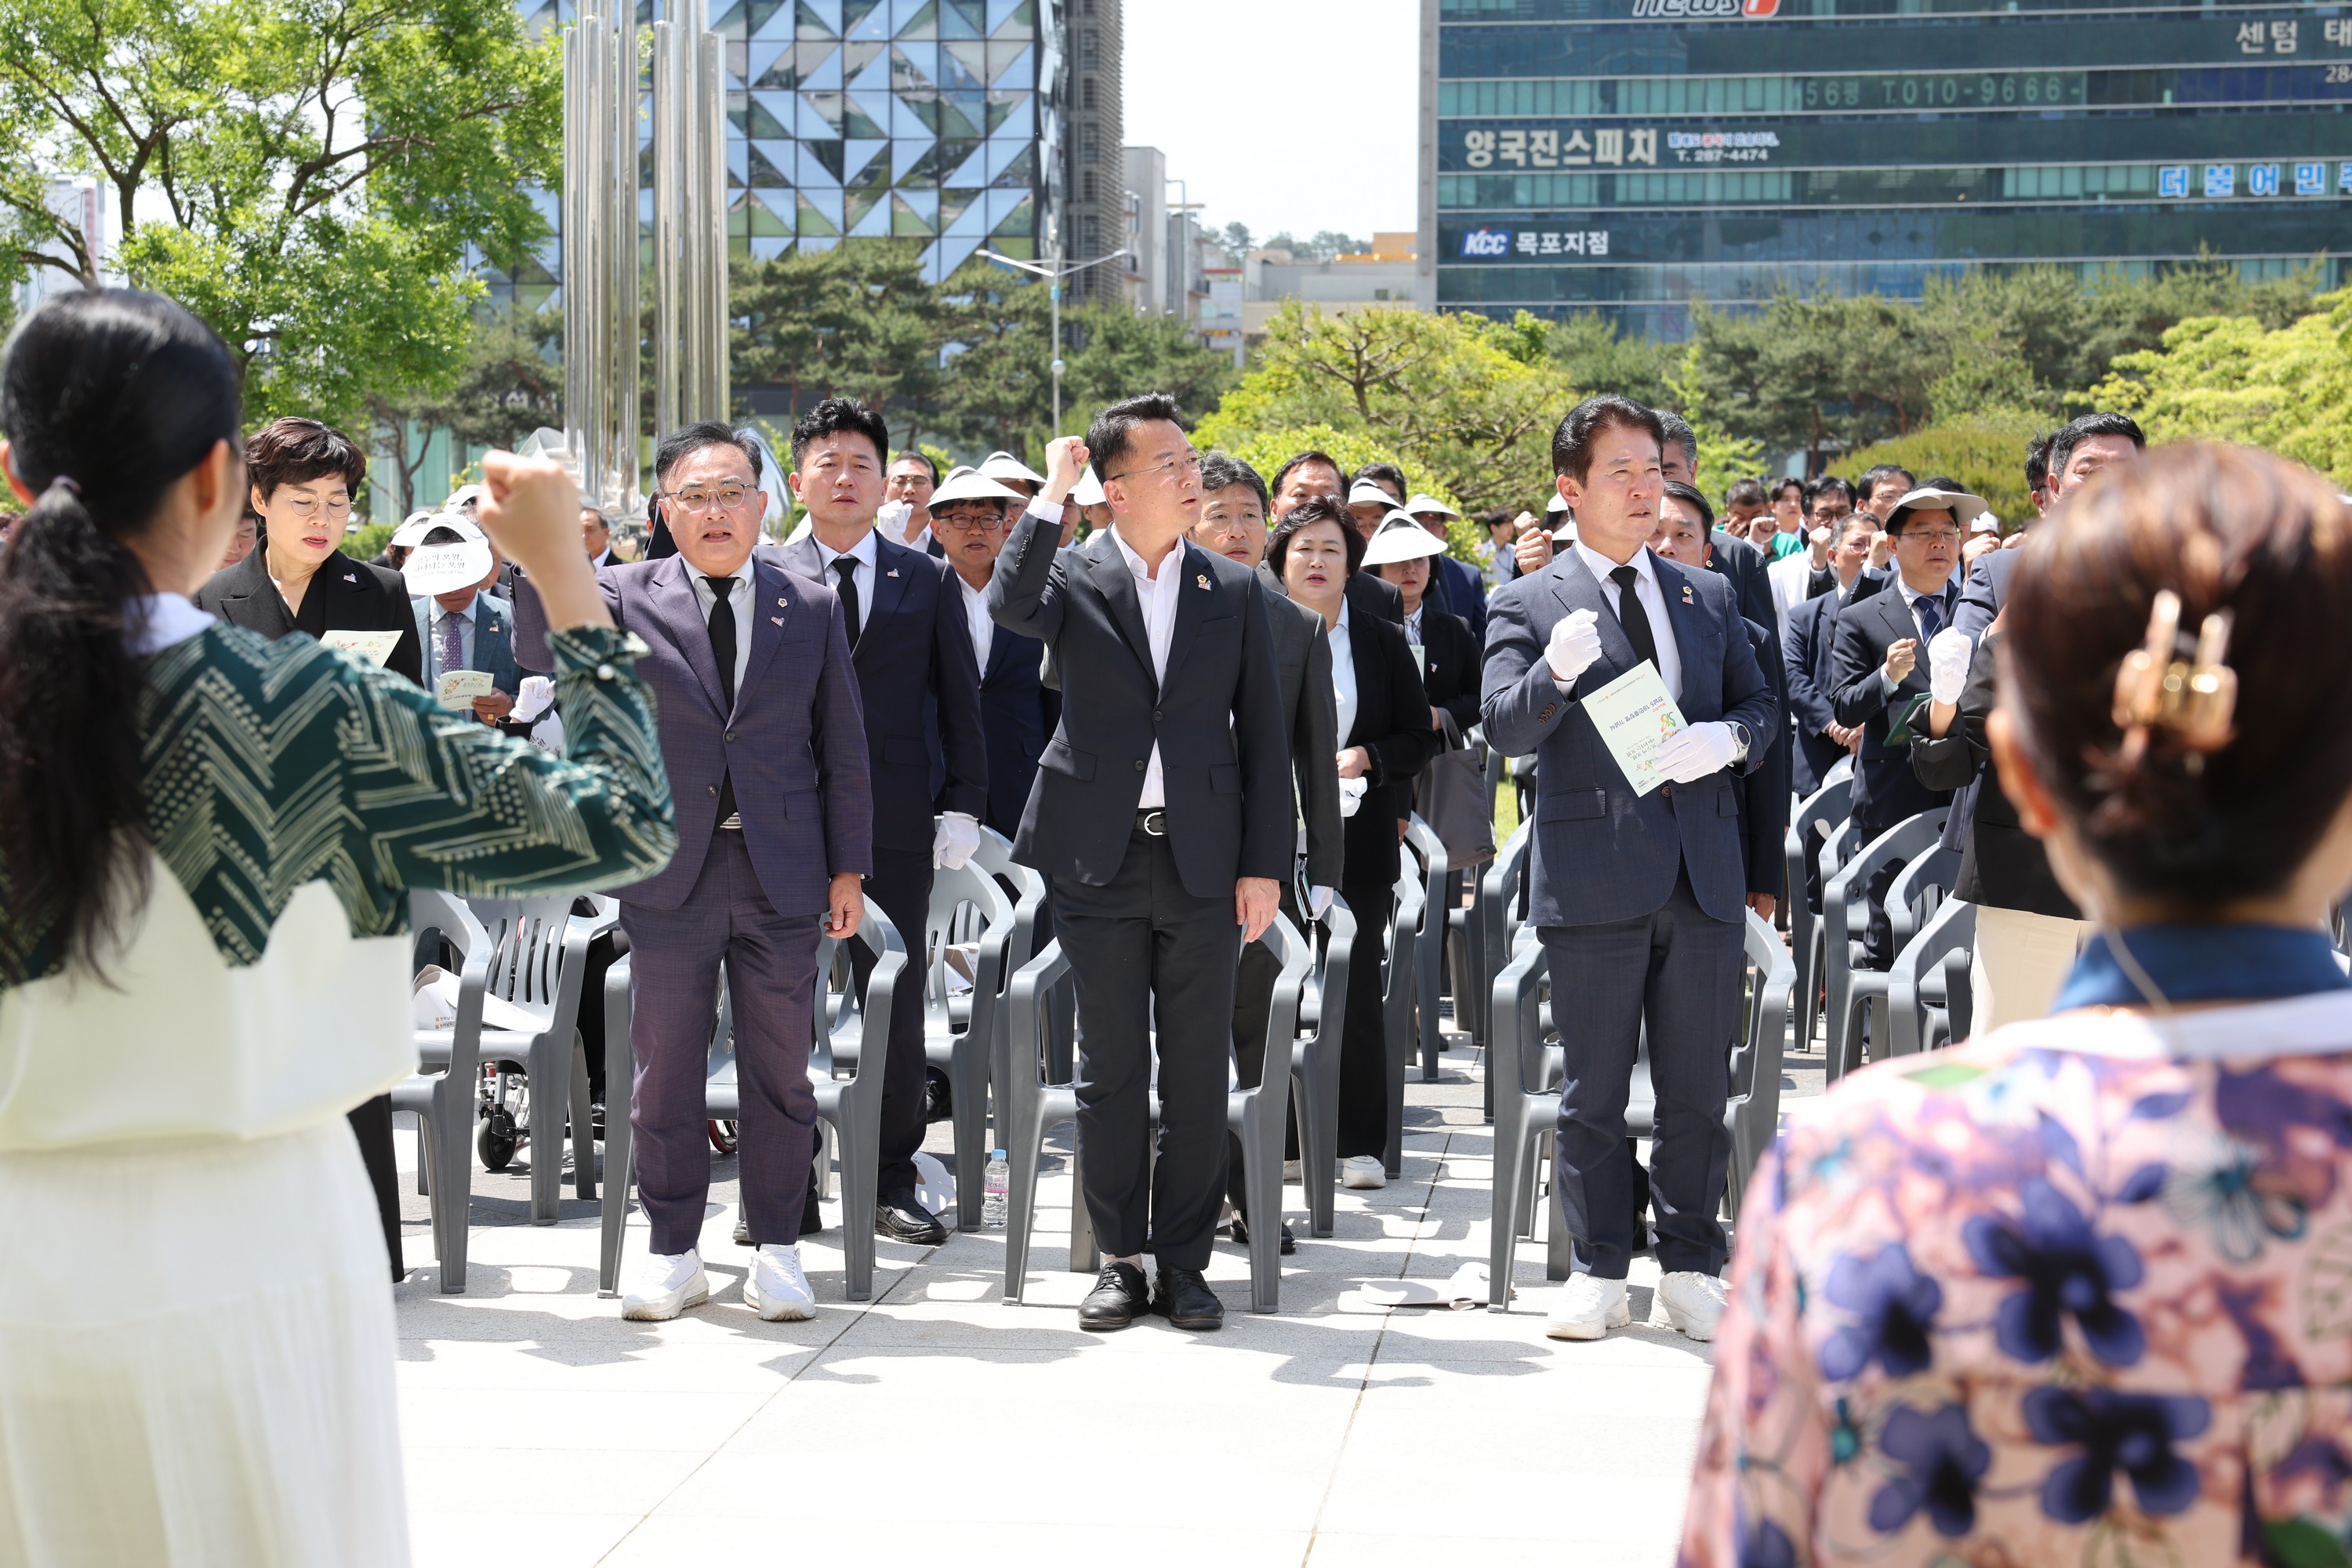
top-left (990, 397), bottom-right (1291, 1332)
top-left (931, 464), bottom-right (1051, 839)
top-left (764, 398), bottom-right (989, 1248)
top-left (1482, 397), bottom-right (1777, 1345)
top-left (1268, 448), bottom-right (1404, 628)
top-left (1656, 410), bottom-right (1778, 635)
top-left (1196, 452), bottom-right (1341, 1254)
top-left (514, 421), bottom-right (871, 1323)
top-left (409, 528), bottom-right (521, 725)
top-left (1782, 516), bottom-right (1879, 799)
top-left (1953, 412), bottom-right (2144, 641)
top-left (1829, 485), bottom-right (1979, 971)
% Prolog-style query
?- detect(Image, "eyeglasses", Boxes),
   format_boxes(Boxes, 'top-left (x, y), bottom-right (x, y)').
top-left (930, 508), bottom-right (1006, 532)
top-left (276, 493), bottom-right (353, 520)
top-left (1107, 448), bottom-right (1203, 485)
top-left (1899, 528), bottom-right (1962, 545)
top-left (662, 484), bottom-right (756, 514)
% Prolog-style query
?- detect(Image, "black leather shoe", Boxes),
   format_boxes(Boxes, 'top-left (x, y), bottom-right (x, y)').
top-left (801, 1185), bottom-right (825, 1236)
top-left (873, 1191), bottom-right (948, 1245)
top-left (1079, 1261), bottom-right (1149, 1330)
top-left (1153, 1266), bottom-right (1224, 1330)
top-left (1228, 1213), bottom-right (1296, 1255)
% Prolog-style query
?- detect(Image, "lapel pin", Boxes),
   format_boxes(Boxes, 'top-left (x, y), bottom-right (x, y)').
top-left (1681, 585), bottom-right (1694, 604)
top-left (775, 597), bottom-right (786, 608)
top-left (1196, 573), bottom-right (1210, 589)
top-left (770, 615), bottom-right (783, 626)
top-left (886, 568), bottom-right (900, 579)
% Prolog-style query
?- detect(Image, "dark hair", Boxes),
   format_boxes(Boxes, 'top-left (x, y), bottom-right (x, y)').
top-left (1653, 409), bottom-right (1697, 466)
top-left (1479, 507), bottom-right (1515, 532)
top-left (1724, 477), bottom-right (1767, 509)
top-left (2025, 432), bottom-right (2054, 494)
top-left (1857, 463), bottom-right (1914, 505)
top-left (788, 397), bottom-right (890, 469)
top-left (2004, 442), bottom-right (2352, 908)
top-left (1087, 391), bottom-right (1183, 482)
top-left (1661, 480), bottom-right (1715, 532)
top-left (0, 289), bottom-right (241, 982)
top-left (245, 416), bottom-right (365, 504)
top-left (1197, 452), bottom-right (1269, 514)
top-left (653, 420), bottom-right (760, 488)
top-left (2047, 412), bottom-right (2146, 478)
top-left (1835, 514), bottom-right (1878, 546)
top-left (1269, 449), bottom-right (1345, 501)
top-left (1551, 394), bottom-right (1667, 482)
top-left (1920, 474), bottom-right (1963, 491)
top-left (889, 449), bottom-right (939, 484)
top-left (1771, 477), bottom-right (1806, 504)
top-left (1804, 476), bottom-right (1857, 513)
top-left (1352, 461), bottom-right (1406, 504)
top-left (1266, 495), bottom-right (1366, 580)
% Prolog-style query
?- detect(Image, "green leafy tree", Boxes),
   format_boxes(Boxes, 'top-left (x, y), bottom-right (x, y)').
top-left (731, 241), bottom-right (945, 435)
top-left (1548, 312), bottom-right (1675, 411)
top-left (1059, 306), bottom-right (1238, 441)
top-left (0, 0), bottom-right (561, 435)
top-left (369, 307), bottom-right (561, 518)
top-left (1683, 290), bottom-right (1936, 474)
top-left (1838, 410), bottom-right (2049, 529)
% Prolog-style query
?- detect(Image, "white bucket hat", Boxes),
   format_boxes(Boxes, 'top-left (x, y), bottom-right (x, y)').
top-left (1362, 510), bottom-right (1449, 567)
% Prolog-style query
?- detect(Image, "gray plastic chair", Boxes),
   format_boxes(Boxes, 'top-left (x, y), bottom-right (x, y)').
top-left (1822, 810), bottom-right (1953, 1081)
top-left (1403, 818), bottom-right (1451, 1083)
top-left (1888, 895), bottom-right (1976, 1058)
top-left (595, 900), bottom-right (906, 1302)
top-left (1290, 892), bottom-right (1365, 1239)
top-left (999, 909), bottom-right (1339, 1313)
top-left (1784, 775), bottom-right (1853, 1054)
top-left (1473, 824), bottom-right (1533, 1124)
top-left (915, 857), bottom-right (1017, 1227)
top-left (1379, 851), bottom-right (1427, 1178)
top-left (1722, 910), bottom-right (1798, 1217)
top-left (1485, 930), bottom-right (1558, 1307)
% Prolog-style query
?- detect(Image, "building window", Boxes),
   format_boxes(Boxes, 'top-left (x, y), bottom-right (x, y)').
top-left (1083, 170), bottom-right (1098, 201)
top-left (1083, 78), bottom-right (1097, 111)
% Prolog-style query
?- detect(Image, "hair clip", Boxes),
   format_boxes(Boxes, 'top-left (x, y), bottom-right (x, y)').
top-left (2112, 589), bottom-right (2237, 766)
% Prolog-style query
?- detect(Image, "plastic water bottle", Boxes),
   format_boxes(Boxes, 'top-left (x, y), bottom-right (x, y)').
top-left (983, 1150), bottom-right (1010, 1230)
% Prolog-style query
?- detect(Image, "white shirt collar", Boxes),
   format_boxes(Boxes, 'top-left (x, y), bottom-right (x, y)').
top-left (125, 593), bottom-right (215, 657)
top-left (1110, 524), bottom-right (1179, 583)
top-left (1897, 574), bottom-right (1952, 609)
top-left (1334, 598), bottom-right (1352, 635)
top-left (812, 528), bottom-right (878, 571)
top-left (431, 591), bottom-right (478, 623)
top-left (693, 553), bottom-right (757, 593)
top-left (1574, 540), bottom-right (1657, 593)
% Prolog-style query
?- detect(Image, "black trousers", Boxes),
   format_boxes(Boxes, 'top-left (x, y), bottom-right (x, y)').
top-left (1335, 873), bottom-right (1396, 1160)
top-left (349, 1094), bottom-right (403, 1283)
top-left (1541, 866), bottom-right (1742, 1280)
top-left (1054, 823), bottom-right (1240, 1270)
top-left (1229, 880), bottom-right (1304, 1210)
top-left (849, 844), bottom-right (935, 1200)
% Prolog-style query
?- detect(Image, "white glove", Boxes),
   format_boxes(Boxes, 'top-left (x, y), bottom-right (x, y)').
top-left (877, 499), bottom-right (915, 540)
top-left (1927, 626), bottom-right (1973, 706)
top-left (1545, 607), bottom-right (1605, 685)
top-left (1308, 885), bottom-right (1335, 919)
top-left (1656, 721), bottom-right (1742, 784)
top-left (931, 811), bottom-right (981, 871)
top-left (512, 674), bottom-right (556, 724)
top-left (1338, 777), bottom-right (1367, 818)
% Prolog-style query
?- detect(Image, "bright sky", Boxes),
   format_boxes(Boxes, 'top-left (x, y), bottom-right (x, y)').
top-left (1120, 0), bottom-right (1420, 247)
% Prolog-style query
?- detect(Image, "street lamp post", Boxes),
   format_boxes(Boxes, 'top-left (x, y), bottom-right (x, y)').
top-left (977, 245), bottom-right (1130, 437)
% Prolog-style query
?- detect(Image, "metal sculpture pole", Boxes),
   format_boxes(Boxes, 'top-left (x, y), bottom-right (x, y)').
top-left (651, 0), bottom-right (728, 434)
top-left (561, 0), bottom-right (642, 511)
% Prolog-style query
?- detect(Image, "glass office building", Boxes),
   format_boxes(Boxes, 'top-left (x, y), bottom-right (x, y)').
top-left (1428, 0), bottom-right (2352, 335)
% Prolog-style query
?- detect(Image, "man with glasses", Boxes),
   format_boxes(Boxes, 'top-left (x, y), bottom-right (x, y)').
top-left (765, 397), bottom-right (987, 1249)
top-left (931, 464), bottom-right (1050, 839)
top-left (511, 419), bottom-right (872, 1322)
top-left (884, 450), bottom-right (939, 555)
top-left (990, 394), bottom-right (1291, 1332)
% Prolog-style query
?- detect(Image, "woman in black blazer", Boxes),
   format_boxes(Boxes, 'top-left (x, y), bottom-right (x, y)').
top-left (1271, 499), bottom-right (1438, 1192)
top-left (1367, 522), bottom-right (1481, 734)
top-left (191, 418), bottom-right (419, 1279)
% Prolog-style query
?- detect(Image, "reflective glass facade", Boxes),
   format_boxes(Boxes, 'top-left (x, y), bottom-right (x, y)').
top-left (1431, 0), bottom-right (2352, 335)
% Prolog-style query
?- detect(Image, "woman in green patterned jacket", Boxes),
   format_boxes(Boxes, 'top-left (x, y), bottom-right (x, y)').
top-left (0, 289), bottom-right (676, 1566)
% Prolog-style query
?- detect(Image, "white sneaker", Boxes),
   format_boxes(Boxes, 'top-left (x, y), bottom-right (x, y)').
top-left (620, 1250), bottom-right (708, 1321)
top-left (1544, 1275), bottom-right (1631, 1341)
top-left (1657, 1271), bottom-right (1728, 1341)
top-left (743, 1243), bottom-right (816, 1322)
top-left (1341, 1156), bottom-right (1388, 1190)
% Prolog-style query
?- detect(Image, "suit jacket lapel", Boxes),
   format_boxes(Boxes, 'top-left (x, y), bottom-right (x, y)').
top-left (1654, 555), bottom-right (1717, 691)
top-left (1163, 541), bottom-right (1212, 685)
top-left (652, 555), bottom-right (730, 718)
top-left (1085, 534), bottom-right (1156, 685)
top-left (736, 557), bottom-right (791, 716)
top-left (867, 535), bottom-right (914, 629)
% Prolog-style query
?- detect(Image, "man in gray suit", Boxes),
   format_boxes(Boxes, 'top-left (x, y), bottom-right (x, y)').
top-left (1192, 451), bottom-right (1341, 1254)
top-left (990, 397), bottom-right (1292, 1333)
top-left (411, 531), bottom-right (520, 724)
top-left (515, 421), bottom-right (871, 1324)
top-left (1482, 395), bottom-right (1777, 1345)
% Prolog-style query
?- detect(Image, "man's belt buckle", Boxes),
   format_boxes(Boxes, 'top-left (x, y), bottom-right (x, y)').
top-left (1138, 809), bottom-right (1168, 837)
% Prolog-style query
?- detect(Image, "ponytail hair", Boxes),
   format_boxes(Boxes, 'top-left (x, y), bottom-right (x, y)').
top-left (0, 289), bottom-right (241, 982)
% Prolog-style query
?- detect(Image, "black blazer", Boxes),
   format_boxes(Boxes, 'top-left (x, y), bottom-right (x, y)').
top-left (1739, 617), bottom-right (1792, 900)
top-left (1708, 528), bottom-right (1779, 634)
top-left (1416, 602), bottom-right (1480, 735)
top-left (975, 614), bottom-right (1053, 842)
top-left (1828, 579), bottom-right (1958, 839)
top-left (989, 510), bottom-right (1293, 898)
top-left (1910, 630), bottom-right (2079, 920)
top-left (1253, 562), bottom-right (1346, 891)
top-left (1781, 590), bottom-right (1846, 798)
top-left (765, 532), bottom-right (989, 854)
top-left (1340, 607), bottom-right (1440, 892)
top-left (1347, 568), bottom-right (1405, 628)
top-left (195, 546), bottom-right (425, 688)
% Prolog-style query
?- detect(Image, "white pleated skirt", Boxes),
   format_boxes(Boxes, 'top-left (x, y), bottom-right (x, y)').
top-left (0, 1119), bottom-right (408, 1567)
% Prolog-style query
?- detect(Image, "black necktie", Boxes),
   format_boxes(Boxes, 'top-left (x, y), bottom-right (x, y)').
top-left (705, 575), bottom-right (738, 824)
top-left (1609, 564), bottom-right (1660, 670)
top-left (833, 557), bottom-right (862, 648)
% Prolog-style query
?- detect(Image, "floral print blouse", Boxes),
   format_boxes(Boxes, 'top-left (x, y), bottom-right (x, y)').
top-left (1681, 990), bottom-right (2352, 1568)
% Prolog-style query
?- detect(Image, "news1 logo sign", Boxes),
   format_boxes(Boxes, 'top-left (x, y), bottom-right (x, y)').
top-left (1629, 0), bottom-right (1780, 17)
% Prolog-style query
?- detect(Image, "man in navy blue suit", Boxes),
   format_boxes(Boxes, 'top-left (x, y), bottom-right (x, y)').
top-left (766, 397), bottom-right (989, 1249)
top-left (1781, 515), bottom-right (1880, 800)
top-left (930, 464), bottom-right (1051, 839)
top-left (1481, 395), bottom-right (1777, 1346)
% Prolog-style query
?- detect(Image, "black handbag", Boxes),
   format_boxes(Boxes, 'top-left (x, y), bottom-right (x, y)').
top-left (1415, 711), bottom-right (1496, 869)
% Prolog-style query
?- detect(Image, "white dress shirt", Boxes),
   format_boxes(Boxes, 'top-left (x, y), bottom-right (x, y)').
top-left (958, 572), bottom-right (994, 672)
top-left (1574, 540), bottom-right (1682, 700)
top-left (688, 554), bottom-right (757, 697)
top-left (1110, 524), bottom-right (1183, 809)
top-left (1403, 603), bottom-right (1425, 648)
top-left (1329, 600), bottom-right (1360, 747)
top-left (811, 528), bottom-right (880, 640)
top-left (125, 592), bottom-right (216, 657)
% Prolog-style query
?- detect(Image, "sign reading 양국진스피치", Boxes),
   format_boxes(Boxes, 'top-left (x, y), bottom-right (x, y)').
top-left (1463, 128), bottom-right (1660, 169)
